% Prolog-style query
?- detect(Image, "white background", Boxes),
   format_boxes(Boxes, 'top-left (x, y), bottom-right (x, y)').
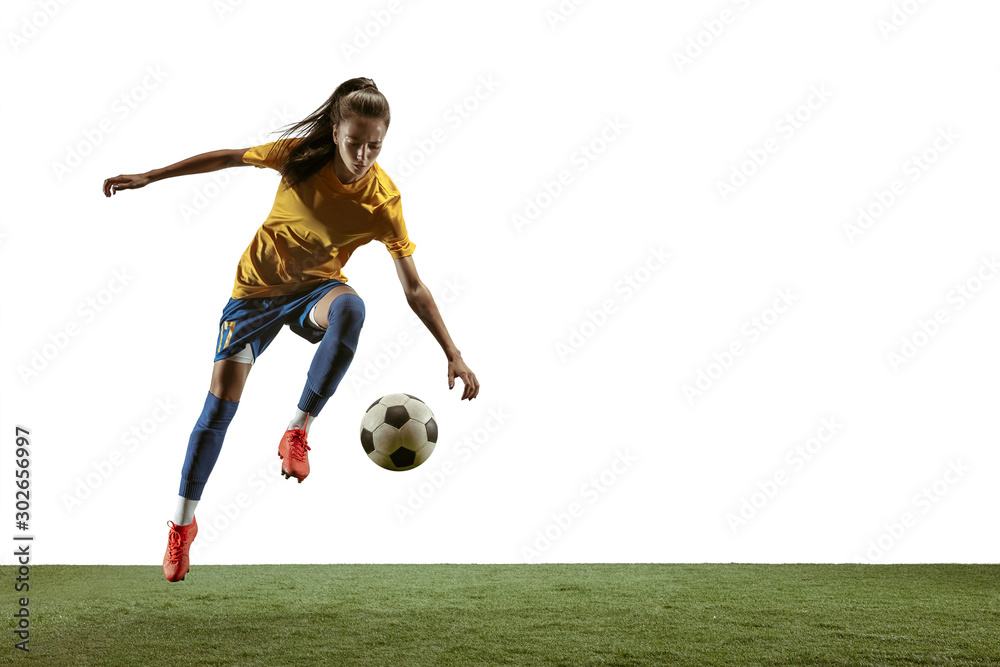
top-left (1, 0), bottom-right (997, 565)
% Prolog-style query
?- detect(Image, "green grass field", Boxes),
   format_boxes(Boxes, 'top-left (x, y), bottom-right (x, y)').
top-left (3, 564), bottom-right (997, 666)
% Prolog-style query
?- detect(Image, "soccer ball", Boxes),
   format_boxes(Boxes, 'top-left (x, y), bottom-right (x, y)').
top-left (360, 393), bottom-right (438, 471)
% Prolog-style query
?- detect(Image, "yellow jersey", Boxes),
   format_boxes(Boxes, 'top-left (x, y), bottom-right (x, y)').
top-left (232, 138), bottom-right (415, 299)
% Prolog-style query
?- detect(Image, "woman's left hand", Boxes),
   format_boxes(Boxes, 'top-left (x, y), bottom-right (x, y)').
top-left (448, 356), bottom-right (479, 400)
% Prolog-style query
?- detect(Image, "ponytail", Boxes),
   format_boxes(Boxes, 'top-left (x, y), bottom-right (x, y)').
top-left (266, 77), bottom-right (391, 190)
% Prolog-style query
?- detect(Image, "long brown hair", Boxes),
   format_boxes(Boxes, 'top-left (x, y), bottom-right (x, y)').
top-left (267, 77), bottom-right (391, 190)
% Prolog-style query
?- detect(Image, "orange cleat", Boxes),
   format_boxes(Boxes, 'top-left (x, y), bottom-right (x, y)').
top-left (278, 426), bottom-right (311, 483)
top-left (163, 516), bottom-right (198, 582)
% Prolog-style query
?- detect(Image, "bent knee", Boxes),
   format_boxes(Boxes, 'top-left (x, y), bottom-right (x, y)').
top-left (328, 291), bottom-right (366, 326)
top-left (210, 358), bottom-right (251, 402)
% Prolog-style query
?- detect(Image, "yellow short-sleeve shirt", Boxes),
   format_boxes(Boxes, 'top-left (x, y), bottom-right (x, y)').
top-left (232, 137), bottom-right (415, 299)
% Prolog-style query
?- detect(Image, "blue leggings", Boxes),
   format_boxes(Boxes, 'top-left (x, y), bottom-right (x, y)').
top-left (298, 292), bottom-right (366, 414)
top-left (179, 293), bottom-right (366, 500)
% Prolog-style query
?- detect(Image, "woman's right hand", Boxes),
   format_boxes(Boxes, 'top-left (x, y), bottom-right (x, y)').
top-left (103, 173), bottom-right (151, 197)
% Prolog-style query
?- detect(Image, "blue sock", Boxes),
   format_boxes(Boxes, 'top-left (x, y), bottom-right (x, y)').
top-left (298, 293), bottom-right (366, 417)
top-left (178, 391), bottom-right (239, 500)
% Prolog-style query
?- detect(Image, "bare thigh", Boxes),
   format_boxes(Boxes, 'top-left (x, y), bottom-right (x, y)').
top-left (209, 357), bottom-right (253, 402)
top-left (310, 285), bottom-right (360, 330)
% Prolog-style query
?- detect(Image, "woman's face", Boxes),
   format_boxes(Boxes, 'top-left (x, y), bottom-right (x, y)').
top-left (333, 115), bottom-right (386, 178)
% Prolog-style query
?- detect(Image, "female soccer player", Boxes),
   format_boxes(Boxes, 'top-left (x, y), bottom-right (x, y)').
top-left (102, 77), bottom-right (480, 582)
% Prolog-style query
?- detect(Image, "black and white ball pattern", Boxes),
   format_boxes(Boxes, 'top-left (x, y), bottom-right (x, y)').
top-left (360, 393), bottom-right (437, 471)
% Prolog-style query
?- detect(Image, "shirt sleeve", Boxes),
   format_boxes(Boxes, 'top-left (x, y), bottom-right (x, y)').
top-left (242, 138), bottom-right (300, 170)
top-left (375, 195), bottom-right (416, 259)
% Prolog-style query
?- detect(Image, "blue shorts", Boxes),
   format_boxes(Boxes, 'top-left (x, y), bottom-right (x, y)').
top-left (214, 280), bottom-right (346, 363)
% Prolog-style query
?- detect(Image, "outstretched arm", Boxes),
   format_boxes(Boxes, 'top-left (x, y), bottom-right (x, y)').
top-left (102, 148), bottom-right (251, 197)
top-left (394, 255), bottom-right (479, 400)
